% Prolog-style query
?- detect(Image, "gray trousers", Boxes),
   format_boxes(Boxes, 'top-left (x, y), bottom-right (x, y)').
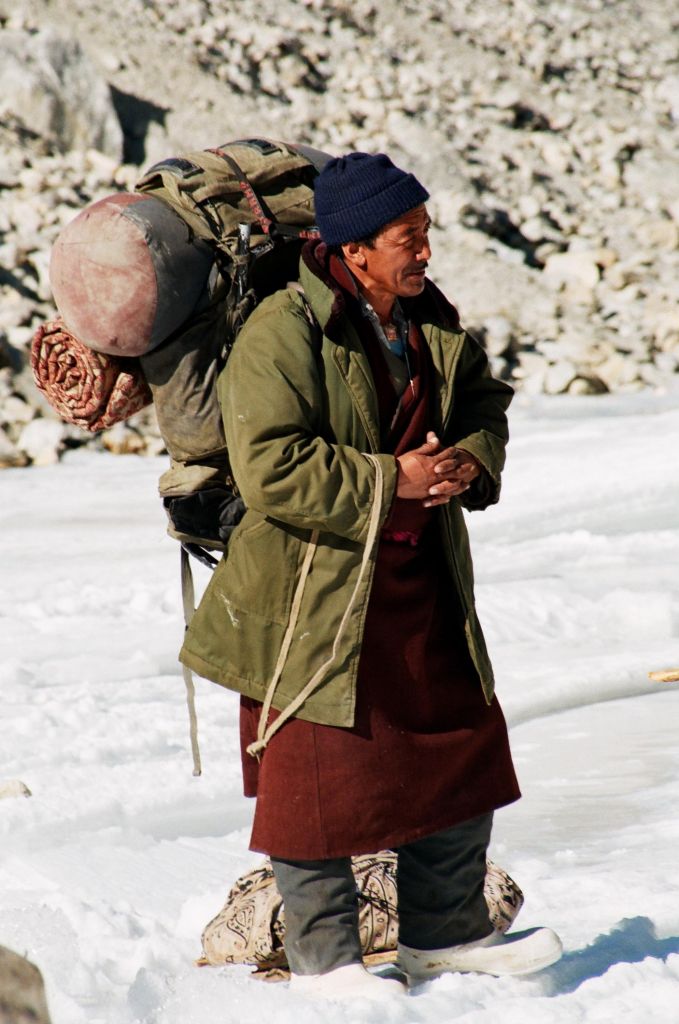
top-left (272, 812), bottom-right (494, 975)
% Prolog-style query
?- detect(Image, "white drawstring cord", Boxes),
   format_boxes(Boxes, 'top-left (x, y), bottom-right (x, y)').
top-left (246, 454), bottom-right (385, 758)
top-left (180, 546), bottom-right (203, 776)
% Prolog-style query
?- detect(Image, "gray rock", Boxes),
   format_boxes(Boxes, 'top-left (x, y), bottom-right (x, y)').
top-left (5, 326), bottom-right (36, 349)
top-left (595, 353), bottom-right (642, 391)
top-left (0, 780), bottom-right (32, 799)
top-left (656, 74), bottom-right (679, 122)
top-left (543, 250), bottom-right (600, 290)
top-left (0, 395), bottom-right (34, 427)
top-left (638, 361), bottom-right (667, 388)
top-left (0, 427), bottom-right (28, 468)
top-left (654, 351), bottom-right (679, 374)
top-left (636, 219), bottom-right (679, 251)
top-left (544, 360), bottom-right (577, 395)
top-left (481, 316), bottom-right (516, 357)
top-left (568, 376), bottom-right (607, 396)
top-left (0, 945), bottom-right (51, 1024)
top-left (17, 418), bottom-right (66, 466)
top-left (0, 28), bottom-right (123, 156)
top-left (521, 368), bottom-right (549, 396)
top-left (101, 422), bottom-right (148, 455)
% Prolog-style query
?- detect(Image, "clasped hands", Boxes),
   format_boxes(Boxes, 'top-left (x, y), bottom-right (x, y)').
top-left (396, 431), bottom-right (481, 507)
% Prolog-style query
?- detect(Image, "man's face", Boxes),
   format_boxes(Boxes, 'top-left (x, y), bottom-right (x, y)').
top-left (345, 204), bottom-right (432, 304)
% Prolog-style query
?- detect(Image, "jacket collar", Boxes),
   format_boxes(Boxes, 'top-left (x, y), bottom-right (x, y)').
top-left (299, 240), bottom-right (358, 343)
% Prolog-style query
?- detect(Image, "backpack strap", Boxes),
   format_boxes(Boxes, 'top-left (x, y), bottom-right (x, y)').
top-left (180, 545), bottom-right (203, 776)
top-left (286, 281), bottom-right (321, 344)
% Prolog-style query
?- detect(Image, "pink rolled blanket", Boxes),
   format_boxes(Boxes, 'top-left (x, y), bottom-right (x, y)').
top-left (30, 320), bottom-right (152, 432)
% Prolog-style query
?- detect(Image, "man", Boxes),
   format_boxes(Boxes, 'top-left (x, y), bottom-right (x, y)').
top-left (180, 152), bottom-right (562, 999)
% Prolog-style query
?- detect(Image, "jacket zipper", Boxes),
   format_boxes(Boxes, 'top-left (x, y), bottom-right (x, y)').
top-left (433, 329), bottom-right (470, 617)
top-left (331, 347), bottom-right (380, 452)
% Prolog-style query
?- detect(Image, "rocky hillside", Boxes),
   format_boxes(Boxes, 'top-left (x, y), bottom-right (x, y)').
top-left (1, 0), bottom-right (678, 465)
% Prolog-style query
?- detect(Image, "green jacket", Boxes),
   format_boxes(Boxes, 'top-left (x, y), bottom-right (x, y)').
top-left (179, 252), bottom-right (513, 728)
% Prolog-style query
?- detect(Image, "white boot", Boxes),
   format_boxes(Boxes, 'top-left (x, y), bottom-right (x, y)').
top-left (289, 962), bottom-right (407, 1001)
top-left (398, 926), bottom-right (563, 981)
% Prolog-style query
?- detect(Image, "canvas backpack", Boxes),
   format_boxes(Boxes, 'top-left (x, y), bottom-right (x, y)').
top-left (36, 138), bottom-right (332, 774)
top-left (134, 139), bottom-right (330, 557)
top-left (134, 141), bottom-right (331, 774)
top-left (45, 138), bottom-right (330, 556)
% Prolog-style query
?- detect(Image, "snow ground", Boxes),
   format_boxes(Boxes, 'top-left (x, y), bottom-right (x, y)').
top-left (1, 387), bottom-right (678, 1023)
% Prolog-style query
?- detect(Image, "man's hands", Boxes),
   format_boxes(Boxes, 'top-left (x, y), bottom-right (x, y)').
top-left (396, 431), bottom-right (482, 507)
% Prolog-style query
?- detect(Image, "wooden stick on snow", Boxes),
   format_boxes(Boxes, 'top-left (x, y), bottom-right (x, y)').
top-left (648, 668), bottom-right (679, 683)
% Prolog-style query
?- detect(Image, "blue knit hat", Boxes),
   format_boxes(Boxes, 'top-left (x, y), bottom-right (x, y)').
top-left (313, 152), bottom-right (430, 247)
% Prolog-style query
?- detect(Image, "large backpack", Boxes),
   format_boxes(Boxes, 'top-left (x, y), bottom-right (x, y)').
top-left (44, 138), bottom-right (330, 555)
top-left (35, 138), bottom-right (332, 773)
top-left (138, 141), bottom-right (329, 555)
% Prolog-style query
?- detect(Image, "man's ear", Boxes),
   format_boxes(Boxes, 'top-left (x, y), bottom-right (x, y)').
top-left (341, 242), bottom-right (367, 269)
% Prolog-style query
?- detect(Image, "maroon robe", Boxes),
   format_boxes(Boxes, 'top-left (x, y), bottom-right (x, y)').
top-left (239, 271), bottom-right (520, 860)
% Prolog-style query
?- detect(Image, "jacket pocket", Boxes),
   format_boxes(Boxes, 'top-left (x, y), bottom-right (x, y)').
top-left (217, 513), bottom-right (302, 626)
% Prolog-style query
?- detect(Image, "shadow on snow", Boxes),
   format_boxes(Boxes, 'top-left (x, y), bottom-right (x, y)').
top-left (544, 916), bottom-right (679, 996)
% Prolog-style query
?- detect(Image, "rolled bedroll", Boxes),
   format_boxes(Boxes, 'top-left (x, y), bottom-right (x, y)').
top-left (31, 319), bottom-right (152, 431)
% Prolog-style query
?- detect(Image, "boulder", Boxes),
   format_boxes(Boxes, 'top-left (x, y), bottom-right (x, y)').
top-left (17, 418), bottom-right (66, 466)
top-left (480, 316), bottom-right (516, 357)
top-left (568, 375), bottom-right (607, 396)
top-left (0, 28), bottom-right (123, 157)
top-left (543, 250), bottom-right (600, 290)
top-left (0, 427), bottom-right (28, 468)
top-left (656, 74), bottom-right (679, 122)
top-left (101, 422), bottom-right (148, 455)
top-left (636, 219), bottom-right (679, 251)
top-left (0, 946), bottom-right (51, 1024)
top-left (0, 780), bottom-right (32, 799)
top-left (544, 360), bottom-right (577, 395)
top-left (1, 395), bottom-right (34, 428)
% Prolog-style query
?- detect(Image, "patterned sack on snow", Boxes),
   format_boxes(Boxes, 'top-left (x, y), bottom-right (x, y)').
top-left (31, 320), bottom-right (152, 432)
top-left (199, 853), bottom-right (524, 971)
